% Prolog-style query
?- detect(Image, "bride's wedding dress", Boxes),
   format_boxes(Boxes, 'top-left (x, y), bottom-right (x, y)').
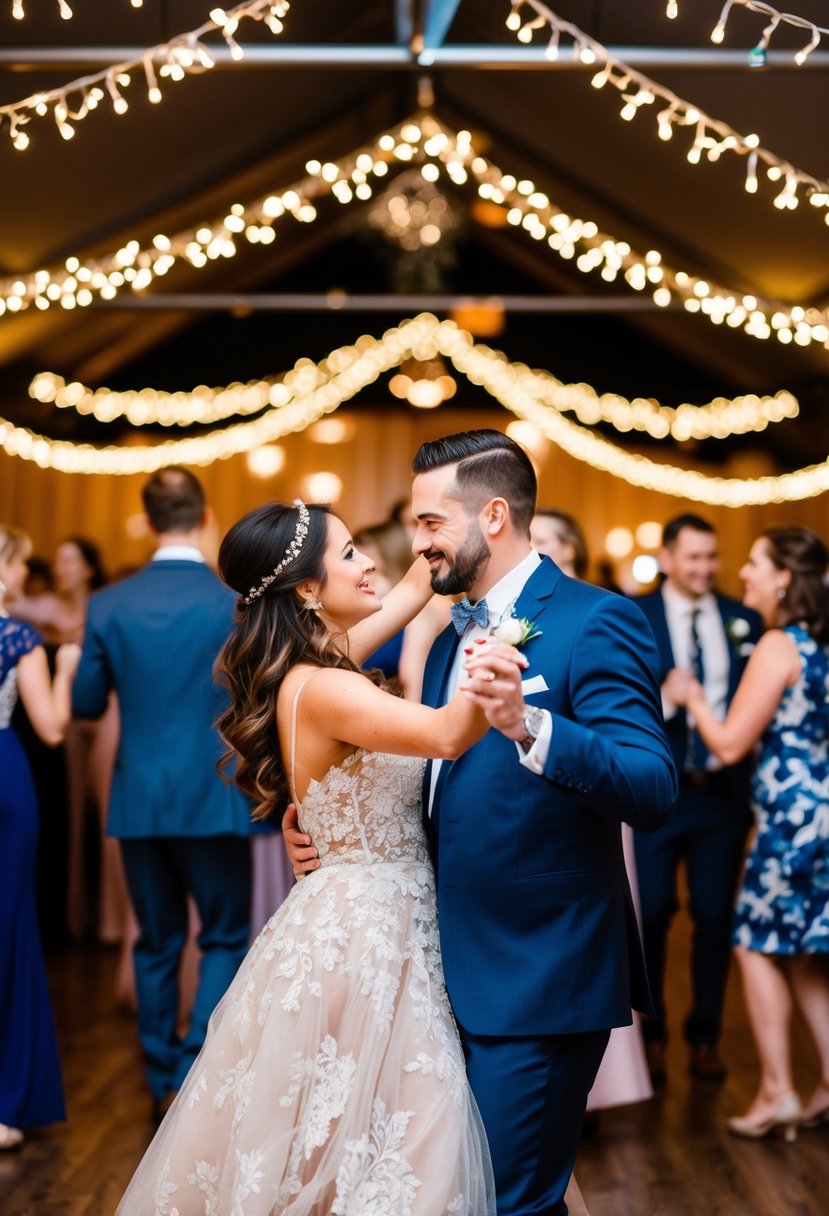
top-left (117, 680), bottom-right (494, 1215)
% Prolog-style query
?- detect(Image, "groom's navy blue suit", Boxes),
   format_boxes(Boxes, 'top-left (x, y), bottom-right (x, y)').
top-left (422, 557), bottom-right (677, 1215)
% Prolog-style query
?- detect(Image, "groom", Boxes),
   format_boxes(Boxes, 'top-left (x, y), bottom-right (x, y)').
top-left (288, 429), bottom-right (677, 1214)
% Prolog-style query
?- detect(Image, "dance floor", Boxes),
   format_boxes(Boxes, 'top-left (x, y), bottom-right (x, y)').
top-left (2, 903), bottom-right (827, 1215)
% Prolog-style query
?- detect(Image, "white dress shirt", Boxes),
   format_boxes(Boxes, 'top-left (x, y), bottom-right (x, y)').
top-left (661, 581), bottom-right (729, 770)
top-left (428, 549), bottom-right (552, 813)
top-left (152, 545), bottom-right (206, 563)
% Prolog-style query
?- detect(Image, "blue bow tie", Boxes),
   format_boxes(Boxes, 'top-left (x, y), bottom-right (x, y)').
top-left (450, 596), bottom-right (489, 636)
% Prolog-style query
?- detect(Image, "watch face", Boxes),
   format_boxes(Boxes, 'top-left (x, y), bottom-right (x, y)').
top-left (524, 705), bottom-right (546, 736)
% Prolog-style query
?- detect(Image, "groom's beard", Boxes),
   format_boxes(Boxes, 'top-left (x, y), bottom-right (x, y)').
top-left (426, 523), bottom-right (490, 596)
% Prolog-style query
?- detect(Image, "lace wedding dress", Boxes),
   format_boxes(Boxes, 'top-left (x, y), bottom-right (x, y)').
top-left (117, 678), bottom-right (494, 1216)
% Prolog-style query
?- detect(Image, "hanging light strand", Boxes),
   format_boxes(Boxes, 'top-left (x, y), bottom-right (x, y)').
top-left (11, 1), bottom-right (142, 18)
top-left (0, 1), bottom-right (289, 152)
top-left (29, 353), bottom-right (799, 441)
top-left (713, 2), bottom-right (826, 66)
top-left (3, 314), bottom-right (826, 504)
top-left (2, 112), bottom-right (828, 351)
top-left (505, 1), bottom-right (829, 221)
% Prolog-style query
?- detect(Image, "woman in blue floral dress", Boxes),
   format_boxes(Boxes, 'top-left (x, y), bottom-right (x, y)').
top-left (674, 526), bottom-right (829, 1141)
top-left (0, 525), bottom-right (80, 1149)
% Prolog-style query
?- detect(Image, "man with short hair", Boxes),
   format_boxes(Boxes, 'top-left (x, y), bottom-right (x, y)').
top-left (73, 466), bottom-right (254, 1119)
top-left (634, 513), bottom-right (762, 1085)
top-left (287, 430), bottom-right (674, 1216)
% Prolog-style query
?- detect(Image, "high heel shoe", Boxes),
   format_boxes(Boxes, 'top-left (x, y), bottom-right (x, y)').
top-left (0, 1123), bottom-right (24, 1150)
top-left (800, 1104), bottom-right (829, 1130)
top-left (728, 1094), bottom-right (801, 1142)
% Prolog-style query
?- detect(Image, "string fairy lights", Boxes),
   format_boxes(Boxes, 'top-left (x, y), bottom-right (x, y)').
top-left (505, 1), bottom-right (829, 221)
top-left (4, 314), bottom-right (826, 506)
top-left (29, 353), bottom-right (799, 442)
top-left (712, 2), bottom-right (828, 66)
top-left (0, 1), bottom-right (289, 151)
top-left (2, 112), bottom-right (828, 350)
top-left (11, 1), bottom-right (142, 18)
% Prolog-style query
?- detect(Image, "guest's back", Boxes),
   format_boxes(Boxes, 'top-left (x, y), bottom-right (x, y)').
top-left (73, 557), bottom-right (250, 838)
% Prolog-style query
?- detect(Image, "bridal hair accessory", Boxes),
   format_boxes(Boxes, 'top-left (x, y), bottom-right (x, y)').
top-left (244, 499), bottom-right (310, 605)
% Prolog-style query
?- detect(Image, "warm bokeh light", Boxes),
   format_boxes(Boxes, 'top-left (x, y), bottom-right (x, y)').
top-left (635, 520), bottom-right (663, 549)
top-left (632, 554), bottom-right (660, 584)
top-left (302, 471), bottom-right (343, 503)
top-left (246, 444), bottom-right (286, 479)
top-left (605, 527), bottom-right (634, 558)
top-left (307, 417), bottom-right (356, 445)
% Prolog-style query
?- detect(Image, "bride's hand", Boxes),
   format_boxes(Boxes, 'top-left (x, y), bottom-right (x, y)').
top-left (282, 802), bottom-right (320, 878)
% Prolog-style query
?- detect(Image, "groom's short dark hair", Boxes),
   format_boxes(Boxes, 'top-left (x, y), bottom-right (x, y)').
top-left (412, 429), bottom-right (537, 531)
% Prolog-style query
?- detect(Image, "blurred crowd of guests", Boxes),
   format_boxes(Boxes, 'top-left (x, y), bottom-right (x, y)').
top-left (1, 472), bottom-right (827, 1152)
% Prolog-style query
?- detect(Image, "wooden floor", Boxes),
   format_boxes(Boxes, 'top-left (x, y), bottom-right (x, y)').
top-left (2, 908), bottom-right (827, 1215)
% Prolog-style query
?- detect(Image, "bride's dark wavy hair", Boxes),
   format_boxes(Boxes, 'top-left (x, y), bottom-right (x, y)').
top-left (215, 501), bottom-right (364, 821)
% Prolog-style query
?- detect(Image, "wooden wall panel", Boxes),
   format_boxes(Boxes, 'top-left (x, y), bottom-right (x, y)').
top-left (1, 406), bottom-right (826, 599)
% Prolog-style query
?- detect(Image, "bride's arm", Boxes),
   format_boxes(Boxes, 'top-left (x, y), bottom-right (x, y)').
top-left (302, 651), bottom-right (525, 761)
top-left (346, 555), bottom-right (433, 666)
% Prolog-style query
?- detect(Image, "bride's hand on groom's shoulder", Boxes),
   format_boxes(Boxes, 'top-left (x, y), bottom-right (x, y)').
top-left (282, 802), bottom-right (320, 878)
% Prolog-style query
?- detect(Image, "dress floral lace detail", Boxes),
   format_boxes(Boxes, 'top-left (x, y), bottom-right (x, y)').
top-left (118, 748), bottom-right (494, 1215)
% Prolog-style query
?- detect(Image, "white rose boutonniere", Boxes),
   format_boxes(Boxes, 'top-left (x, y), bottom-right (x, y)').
top-left (490, 600), bottom-right (542, 648)
top-left (725, 616), bottom-right (754, 657)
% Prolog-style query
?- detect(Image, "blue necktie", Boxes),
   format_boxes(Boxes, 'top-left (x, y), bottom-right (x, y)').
top-left (450, 596), bottom-right (489, 636)
top-left (687, 608), bottom-right (709, 771)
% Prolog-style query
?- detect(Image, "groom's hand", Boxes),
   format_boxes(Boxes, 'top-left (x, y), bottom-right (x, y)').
top-left (462, 642), bottom-right (528, 741)
top-left (282, 802), bottom-right (321, 878)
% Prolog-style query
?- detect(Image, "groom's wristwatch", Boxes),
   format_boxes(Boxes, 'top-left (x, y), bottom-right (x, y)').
top-left (517, 704), bottom-right (546, 752)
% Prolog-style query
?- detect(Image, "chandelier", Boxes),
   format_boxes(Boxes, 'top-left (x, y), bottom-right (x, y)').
top-left (367, 169), bottom-right (459, 251)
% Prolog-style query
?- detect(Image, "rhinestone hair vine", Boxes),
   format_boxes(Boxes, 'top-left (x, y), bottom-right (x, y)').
top-left (244, 499), bottom-right (311, 606)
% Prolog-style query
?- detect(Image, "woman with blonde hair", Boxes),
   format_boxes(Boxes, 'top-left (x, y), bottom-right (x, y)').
top-left (0, 525), bottom-right (80, 1149)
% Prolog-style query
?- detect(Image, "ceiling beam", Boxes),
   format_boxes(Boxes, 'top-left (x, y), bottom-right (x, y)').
top-left (421, 1), bottom-right (463, 51)
top-left (83, 292), bottom-right (682, 313)
top-left (1, 45), bottom-right (827, 70)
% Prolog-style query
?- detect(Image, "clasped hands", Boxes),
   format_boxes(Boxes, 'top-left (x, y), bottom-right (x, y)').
top-left (460, 637), bottom-right (530, 742)
top-left (282, 640), bottom-right (529, 878)
top-left (663, 666), bottom-right (704, 710)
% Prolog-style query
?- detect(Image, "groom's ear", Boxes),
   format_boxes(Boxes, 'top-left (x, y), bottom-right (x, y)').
top-left (482, 497), bottom-right (509, 536)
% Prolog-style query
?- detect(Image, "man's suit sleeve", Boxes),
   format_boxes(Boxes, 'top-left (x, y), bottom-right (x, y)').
top-left (542, 593), bottom-right (677, 831)
top-left (72, 598), bottom-right (112, 720)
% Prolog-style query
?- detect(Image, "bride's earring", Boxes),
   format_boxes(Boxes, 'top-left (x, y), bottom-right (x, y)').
top-left (300, 597), bottom-right (323, 612)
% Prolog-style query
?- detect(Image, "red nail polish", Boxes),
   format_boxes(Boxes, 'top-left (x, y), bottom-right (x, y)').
top-left (464, 647), bottom-right (474, 654)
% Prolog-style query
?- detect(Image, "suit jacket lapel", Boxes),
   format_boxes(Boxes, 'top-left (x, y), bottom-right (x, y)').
top-left (652, 589), bottom-right (676, 671)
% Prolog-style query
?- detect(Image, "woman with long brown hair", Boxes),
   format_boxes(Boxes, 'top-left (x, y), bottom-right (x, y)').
top-left (116, 499), bottom-right (517, 1215)
top-left (672, 526), bottom-right (829, 1141)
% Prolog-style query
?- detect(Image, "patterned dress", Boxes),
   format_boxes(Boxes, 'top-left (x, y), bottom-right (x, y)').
top-left (0, 618), bottom-right (65, 1127)
top-left (117, 728), bottom-right (494, 1215)
top-left (733, 625), bottom-right (829, 955)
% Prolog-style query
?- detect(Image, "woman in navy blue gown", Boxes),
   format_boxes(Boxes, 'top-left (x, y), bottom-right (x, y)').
top-left (0, 525), bottom-right (80, 1149)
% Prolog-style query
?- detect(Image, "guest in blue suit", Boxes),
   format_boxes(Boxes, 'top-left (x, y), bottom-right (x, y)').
top-left (634, 514), bottom-right (762, 1085)
top-left (410, 431), bottom-right (677, 1216)
top-left (72, 467), bottom-right (254, 1119)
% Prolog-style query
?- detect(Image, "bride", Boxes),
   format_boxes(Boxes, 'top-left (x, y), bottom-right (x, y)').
top-left (116, 499), bottom-right (515, 1215)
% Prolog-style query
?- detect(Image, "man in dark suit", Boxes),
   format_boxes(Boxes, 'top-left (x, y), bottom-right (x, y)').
top-left (73, 467), bottom-right (254, 1118)
top-left (634, 513), bottom-right (762, 1085)
top-left (412, 431), bottom-right (677, 1216)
